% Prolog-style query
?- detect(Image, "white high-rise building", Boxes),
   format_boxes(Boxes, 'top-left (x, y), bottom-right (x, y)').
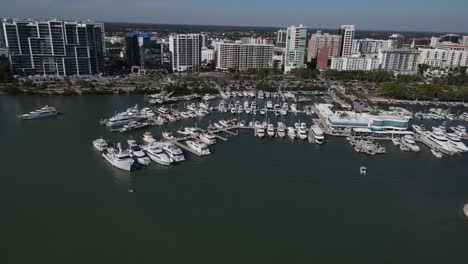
top-left (201, 47), bottom-right (215, 63)
top-left (284, 24), bottom-right (307, 73)
top-left (339, 25), bottom-right (355, 57)
top-left (351, 39), bottom-right (393, 55)
top-left (462, 36), bottom-right (468, 46)
top-left (330, 56), bottom-right (379, 71)
top-left (418, 48), bottom-right (468, 68)
top-left (169, 34), bottom-right (203, 72)
top-left (378, 48), bottom-right (421, 73)
top-left (216, 42), bottom-right (274, 70)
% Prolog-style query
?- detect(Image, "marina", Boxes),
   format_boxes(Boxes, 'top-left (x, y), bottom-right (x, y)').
top-left (3, 94), bottom-right (468, 264)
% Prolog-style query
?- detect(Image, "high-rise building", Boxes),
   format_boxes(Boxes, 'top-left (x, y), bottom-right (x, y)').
top-left (276, 29), bottom-right (287, 48)
top-left (169, 34), bottom-right (203, 72)
top-left (126, 32), bottom-right (163, 69)
top-left (0, 18), bottom-right (104, 76)
top-left (306, 30), bottom-right (341, 63)
top-left (339, 25), bottom-right (355, 57)
top-left (316, 47), bottom-right (331, 70)
top-left (201, 47), bottom-right (215, 63)
top-left (216, 42), bottom-right (274, 70)
top-left (240, 37), bottom-right (274, 45)
top-left (462, 36), bottom-right (468, 46)
top-left (378, 48), bottom-right (421, 73)
top-left (351, 39), bottom-right (393, 55)
top-left (418, 48), bottom-right (468, 69)
top-left (389, 34), bottom-right (405, 49)
top-left (284, 24), bottom-right (307, 73)
top-left (330, 56), bottom-right (379, 71)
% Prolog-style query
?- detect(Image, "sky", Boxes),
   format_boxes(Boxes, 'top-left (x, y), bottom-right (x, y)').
top-left (1, 0), bottom-right (468, 33)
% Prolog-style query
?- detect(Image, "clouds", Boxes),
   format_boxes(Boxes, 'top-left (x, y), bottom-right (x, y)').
top-left (1, 0), bottom-right (467, 32)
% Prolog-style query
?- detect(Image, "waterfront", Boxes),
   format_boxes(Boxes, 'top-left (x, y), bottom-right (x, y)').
top-left (2, 95), bottom-right (468, 263)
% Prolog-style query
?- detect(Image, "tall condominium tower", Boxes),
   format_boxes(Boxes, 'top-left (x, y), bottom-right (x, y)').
top-left (389, 34), bottom-right (405, 49)
top-left (276, 29), bottom-right (287, 48)
top-left (284, 24), bottom-right (307, 73)
top-left (306, 30), bottom-right (342, 63)
top-left (169, 34), bottom-right (203, 72)
top-left (215, 42), bottom-right (274, 70)
top-left (126, 32), bottom-right (163, 69)
top-left (339, 25), bottom-right (355, 57)
top-left (0, 18), bottom-right (104, 76)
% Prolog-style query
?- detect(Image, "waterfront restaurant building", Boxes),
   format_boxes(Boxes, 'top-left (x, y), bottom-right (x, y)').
top-left (315, 104), bottom-right (410, 135)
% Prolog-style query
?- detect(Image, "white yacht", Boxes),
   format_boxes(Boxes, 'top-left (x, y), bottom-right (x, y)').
top-left (199, 133), bottom-right (217, 145)
top-left (162, 131), bottom-right (175, 140)
top-left (287, 127), bottom-right (296, 139)
top-left (266, 100), bottom-right (273, 109)
top-left (445, 133), bottom-right (468, 152)
top-left (93, 138), bottom-right (108, 152)
top-left (431, 149), bottom-right (443, 158)
top-left (18, 105), bottom-right (60, 120)
top-left (184, 127), bottom-right (199, 135)
top-left (160, 143), bottom-right (185, 162)
top-left (450, 126), bottom-right (467, 137)
top-left (102, 143), bottom-right (134, 171)
top-left (140, 107), bottom-right (156, 118)
top-left (310, 124), bottom-right (324, 144)
top-left (277, 122), bottom-right (286, 138)
top-left (402, 135), bottom-right (421, 152)
top-left (143, 131), bottom-right (156, 143)
top-left (119, 121), bottom-right (150, 132)
top-left (266, 124), bottom-right (275, 137)
top-left (127, 140), bottom-right (151, 166)
top-left (297, 123), bottom-right (308, 140)
top-left (177, 128), bottom-right (191, 136)
top-left (412, 124), bottom-right (426, 135)
top-left (259, 108), bottom-right (266, 115)
top-left (142, 143), bottom-right (173, 165)
top-left (420, 130), bottom-right (458, 155)
top-left (186, 140), bottom-right (211, 156)
top-left (256, 125), bottom-right (266, 138)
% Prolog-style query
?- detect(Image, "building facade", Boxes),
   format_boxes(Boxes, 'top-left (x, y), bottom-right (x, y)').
top-left (126, 32), bottom-right (164, 69)
top-left (330, 56), bottom-right (379, 71)
top-left (306, 30), bottom-right (341, 63)
top-left (378, 48), bottom-right (421, 73)
top-left (201, 47), bottom-right (215, 63)
top-left (284, 24), bottom-right (307, 73)
top-left (276, 29), bottom-right (287, 48)
top-left (389, 34), bottom-right (405, 49)
top-left (339, 25), bottom-right (355, 57)
top-left (0, 18), bottom-right (104, 76)
top-left (351, 38), bottom-right (392, 55)
top-left (418, 48), bottom-right (468, 68)
top-left (169, 34), bottom-right (203, 72)
top-left (216, 42), bottom-right (274, 70)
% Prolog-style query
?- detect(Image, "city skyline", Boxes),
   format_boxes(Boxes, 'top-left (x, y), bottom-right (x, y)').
top-left (1, 0), bottom-right (468, 33)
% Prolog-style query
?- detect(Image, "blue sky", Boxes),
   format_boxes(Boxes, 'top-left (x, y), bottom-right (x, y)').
top-left (2, 0), bottom-right (467, 32)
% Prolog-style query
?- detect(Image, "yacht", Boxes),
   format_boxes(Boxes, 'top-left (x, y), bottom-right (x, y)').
top-left (449, 126), bottom-right (467, 137)
top-left (143, 131), bottom-right (156, 144)
top-left (266, 100), bottom-right (273, 109)
top-left (257, 91), bottom-right (264, 99)
top-left (411, 124), bottom-right (426, 135)
top-left (199, 102), bottom-right (209, 109)
top-left (420, 130), bottom-right (458, 155)
top-left (106, 112), bottom-right (144, 127)
top-left (431, 149), bottom-right (443, 158)
top-left (445, 133), bottom-right (468, 152)
top-left (277, 122), bottom-right (286, 138)
top-left (157, 106), bottom-right (170, 114)
top-left (266, 124), bottom-right (276, 137)
top-left (239, 120), bottom-right (246, 127)
top-left (140, 107), bottom-right (156, 118)
top-left (162, 132), bottom-right (175, 140)
top-left (127, 140), bottom-right (151, 166)
top-left (360, 166), bottom-right (367, 175)
top-left (186, 140), bottom-right (211, 156)
top-left (18, 105), bottom-right (60, 120)
top-left (93, 138), bottom-right (108, 152)
top-left (391, 137), bottom-right (401, 146)
top-left (310, 124), bottom-right (324, 144)
top-left (119, 121), bottom-right (150, 132)
top-left (287, 127), bottom-right (296, 139)
top-left (402, 135), bottom-right (421, 152)
top-left (102, 143), bottom-right (134, 171)
top-left (256, 126), bottom-right (266, 138)
top-left (177, 128), bottom-right (191, 136)
top-left (245, 107), bottom-right (251, 114)
top-left (160, 143), bottom-right (185, 162)
top-left (184, 127), bottom-right (199, 135)
top-left (297, 123), bottom-right (308, 140)
top-left (199, 133), bottom-right (217, 145)
top-left (259, 108), bottom-right (266, 115)
top-left (142, 143), bottom-right (173, 165)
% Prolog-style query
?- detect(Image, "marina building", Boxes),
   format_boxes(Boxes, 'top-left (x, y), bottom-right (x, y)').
top-left (284, 25), bottom-right (307, 73)
top-left (315, 104), bottom-right (410, 134)
top-left (216, 42), bottom-right (274, 70)
top-left (339, 25), bottom-right (355, 57)
top-left (169, 34), bottom-right (203, 72)
top-left (0, 18), bottom-right (105, 76)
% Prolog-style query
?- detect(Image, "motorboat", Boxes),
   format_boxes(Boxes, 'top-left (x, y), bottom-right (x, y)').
top-left (18, 105), bottom-right (60, 120)
top-left (402, 135), bottom-right (421, 152)
top-left (143, 131), bottom-right (156, 143)
top-left (106, 111), bottom-right (144, 127)
top-left (266, 100), bottom-right (273, 109)
top-left (213, 122), bottom-right (223, 129)
top-left (177, 128), bottom-right (191, 136)
top-left (93, 138), bottom-right (108, 152)
top-left (160, 143), bottom-right (185, 162)
top-left (391, 137), bottom-right (401, 146)
top-left (421, 130), bottom-right (459, 155)
top-left (142, 143), bottom-right (173, 165)
top-left (184, 127), bottom-right (199, 135)
top-left (310, 124), bottom-right (324, 144)
top-left (287, 127), bottom-right (296, 139)
top-left (219, 120), bottom-right (230, 127)
top-left (259, 108), bottom-right (266, 115)
top-left (431, 149), bottom-right (443, 158)
top-left (186, 140), bottom-right (211, 156)
top-left (102, 143), bottom-right (134, 171)
top-left (140, 107), bottom-right (156, 118)
top-left (445, 133), bottom-right (468, 152)
top-left (199, 133), bottom-right (217, 145)
top-left (199, 102), bottom-right (209, 109)
top-left (162, 131), bottom-right (175, 140)
top-left (277, 122), bottom-right (286, 138)
top-left (266, 124), bottom-right (275, 137)
top-left (127, 140), bottom-right (151, 166)
top-left (119, 121), bottom-right (150, 132)
top-left (256, 126), bottom-right (265, 138)
top-left (412, 124), bottom-right (426, 135)
top-left (297, 123), bottom-right (308, 140)
top-left (450, 126), bottom-right (467, 137)
top-left (360, 166), bottom-right (367, 175)
top-left (157, 106), bottom-right (170, 114)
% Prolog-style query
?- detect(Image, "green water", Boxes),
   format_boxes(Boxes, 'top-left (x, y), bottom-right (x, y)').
top-left (2, 95), bottom-right (468, 264)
